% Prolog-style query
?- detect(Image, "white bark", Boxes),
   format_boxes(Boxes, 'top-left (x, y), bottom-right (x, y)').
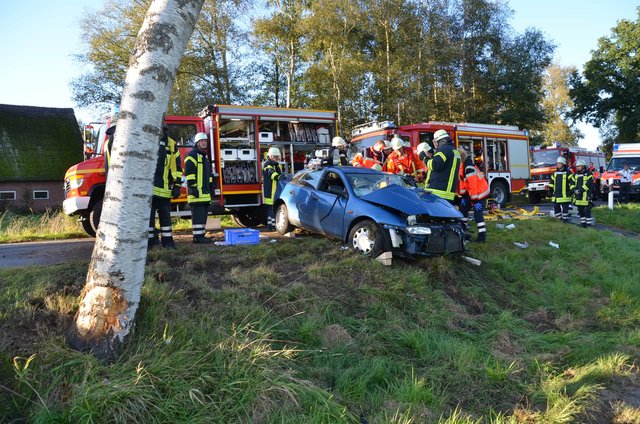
top-left (70, 0), bottom-right (204, 358)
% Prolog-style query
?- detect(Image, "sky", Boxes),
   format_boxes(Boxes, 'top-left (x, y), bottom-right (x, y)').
top-left (0, 0), bottom-right (638, 150)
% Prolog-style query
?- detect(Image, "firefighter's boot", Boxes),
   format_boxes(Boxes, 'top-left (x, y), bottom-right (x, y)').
top-left (193, 235), bottom-right (212, 244)
top-left (148, 229), bottom-right (160, 249)
top-left (475, 232), bottom-right (486, 243)
top-left (161, 236), bottom-right (176, 249)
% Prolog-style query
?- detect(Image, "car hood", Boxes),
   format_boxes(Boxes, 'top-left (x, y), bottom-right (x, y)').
top-left (360, 185), bottom-right (462, 218)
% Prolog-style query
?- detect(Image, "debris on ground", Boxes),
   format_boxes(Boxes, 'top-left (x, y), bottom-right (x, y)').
top-left (375, 251), bottom-right (392, 266)
top-left (513, 241), bottom-right (528, 249)
top-left (549, 241), bottom-right (560, 249)
top-left (462, 256), bottom-right (481, 266)
top-left (506, 223), bottom-right (516, 230)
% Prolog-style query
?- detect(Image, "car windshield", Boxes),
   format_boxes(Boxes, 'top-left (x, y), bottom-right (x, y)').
top-left (530, 150), bottom-right (561, 168)
top-left (345, 172), bottom-right (411, 197)
top-left (607, 157), bottom-right (640, 172)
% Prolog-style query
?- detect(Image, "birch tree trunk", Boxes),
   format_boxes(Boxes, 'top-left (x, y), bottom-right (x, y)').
top-left (68, 0), bottom-right (205, 360)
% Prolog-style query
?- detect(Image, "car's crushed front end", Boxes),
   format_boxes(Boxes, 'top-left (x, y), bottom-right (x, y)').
top-left (359, 184), bottom-right (466, 257)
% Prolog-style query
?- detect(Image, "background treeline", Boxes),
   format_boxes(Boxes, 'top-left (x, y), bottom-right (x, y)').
top-left (72, 0), bottom-right (639, 147)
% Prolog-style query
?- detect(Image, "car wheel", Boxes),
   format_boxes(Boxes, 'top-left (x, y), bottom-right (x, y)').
top-left (80, 214), bottom-right (96, 237)
top-left (89, 199), bottom-right (103, 236)
top-left (490, 181), bottom-right (508, 207)
top-left (275, 203), bottom-right (294, 235)
top-left (349, 220), bottom-right (385, 257)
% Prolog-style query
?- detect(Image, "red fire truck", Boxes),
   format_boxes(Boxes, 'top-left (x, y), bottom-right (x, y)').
top-left (526, 146), bottom-right (606, 203)
top-left (63, 105), bottom-right (337, 236)
top-left (350, 121), bottom-right (531, 205)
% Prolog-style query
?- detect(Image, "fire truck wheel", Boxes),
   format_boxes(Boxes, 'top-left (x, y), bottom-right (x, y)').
top-left (80, 216), bottom-right (96, 237)
top-left (232, 211), bottom-right (263, 228)
top-left (528, 191), bottom-right (541, 204)
top-left (490, 181), bottom-right (508, 207)
top-left (89, 199), bottom-right (103, 236)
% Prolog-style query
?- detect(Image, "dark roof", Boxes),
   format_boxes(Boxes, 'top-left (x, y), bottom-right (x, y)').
top-left (0, 104), bottom-right (84, 182)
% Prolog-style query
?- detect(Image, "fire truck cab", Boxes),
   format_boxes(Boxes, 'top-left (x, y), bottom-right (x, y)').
top-left (63, 105), bottom-right (336, 236)
top-left (599, 143), bottom-right (640, 200)
top-left (350, 121), bottom-right (531, 206)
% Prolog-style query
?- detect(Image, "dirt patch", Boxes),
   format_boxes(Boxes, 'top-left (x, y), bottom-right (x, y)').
top-left (320, 324), bottom-right (353, 349)
top-left (523, 308), bottom-right (557, 332)
top-left (580, 371), bottom-right (640, 424)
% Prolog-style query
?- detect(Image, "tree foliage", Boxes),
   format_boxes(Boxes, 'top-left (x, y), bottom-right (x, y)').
top-left (570, 8), bottom-right (640, 146)
top-left (73, 0), bottom-right (554, 135)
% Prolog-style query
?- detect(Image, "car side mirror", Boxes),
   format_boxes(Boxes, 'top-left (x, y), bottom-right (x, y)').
top-left (327, 184), bottom-right (346, 197)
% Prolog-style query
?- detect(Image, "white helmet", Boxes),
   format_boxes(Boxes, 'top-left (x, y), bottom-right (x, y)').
top-left (417, 142), bottom-right (429, 154)
top-left (391, 136), bottom-right (404, 151)
top-left (556, 156), bottom-right (567, 165)
top-left (332, 136), bottom-right (346, 147)
top-left (575, 159), bottom-right (586, 167)
top-left (268, 147), bottom-right (281, 158)
top-left (194, 132), bottom-right (208, 143)
top-left (433, 129), bottom-right (450, 144)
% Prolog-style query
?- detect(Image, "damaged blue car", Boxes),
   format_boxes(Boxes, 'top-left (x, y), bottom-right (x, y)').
top-left (273, 166), bottom-right (465, 258)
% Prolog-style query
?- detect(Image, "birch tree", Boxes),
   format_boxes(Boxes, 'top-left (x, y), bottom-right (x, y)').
top-left (68, 0), bottom-right (205, 359)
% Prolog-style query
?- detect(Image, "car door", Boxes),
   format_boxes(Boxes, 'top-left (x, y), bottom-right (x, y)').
top-left (302, 171), bottom-right (347, 238)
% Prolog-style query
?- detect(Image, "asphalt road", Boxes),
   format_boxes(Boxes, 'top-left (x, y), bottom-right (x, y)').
top-left (0, 238), bottom-right (96, 268)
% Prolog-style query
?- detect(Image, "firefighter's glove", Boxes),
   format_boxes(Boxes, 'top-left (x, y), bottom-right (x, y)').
top-left (188, 186), bottom-right (199, 198)
top-left (459, 197), bottom-right (469, 210)
top-left (415, 172), bottom-right (425, 183)
top-left (547, 187), bottom-right (554, 197)
top-left (273, 173), bottom-right (281, 181)
top-left (172, 184), bottom-right (182, 199)
top-left (473, 202), bottom-right (483, 212)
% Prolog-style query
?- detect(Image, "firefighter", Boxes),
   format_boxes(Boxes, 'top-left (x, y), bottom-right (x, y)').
top-left (148, 126), bottom-right (183, 249)
top-left (425, 129), bottom-right (461, 204)
top-left (328, 136), bottom-right (350, 166)
top-left (365, 139), bottom-right (388, 165)
top-left (548, 156), bottom-right (572, 223)
top-left (263, 147), bottom-right (284, 230)
top-left (570, 159), bottom-right (594, 228)
top-left (185, 132), bottom-right (213, 243)
top-left (104, 123), bottom-right (116, 175)
top-left (383, 136), bottom-right (426, 183)
top-left (416, 142), bottom-right (434, 167)
top-left (457, 148), bottom-right (490, 242)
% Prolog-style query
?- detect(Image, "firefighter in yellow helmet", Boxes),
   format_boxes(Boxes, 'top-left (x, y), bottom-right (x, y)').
top-left (185, 132), bottom-right (213, 243)
top-left (263, 147), bottom-right (284, 230)
top-left (570, 159), bottom-right (594, 227)
top-left (425, 129), bottom-right (461, 203)
top-left (548, 156), bottom-right (572, 223)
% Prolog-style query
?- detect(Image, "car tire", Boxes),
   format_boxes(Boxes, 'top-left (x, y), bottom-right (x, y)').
top-left (275, 203), bottom-right (294, 235)
top-left (348, 220), bottom-right (386, 257)
top-left (89, 199), bottom-right (103, 236)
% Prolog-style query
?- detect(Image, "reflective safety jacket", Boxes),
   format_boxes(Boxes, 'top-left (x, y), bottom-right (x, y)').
top-left (262, 159), bottom-right (283, 205)
top-left (458, 157), bottom-right (490, 200)
top-left (153, 136), bottom-right (182, 198)
top-left (549, 166), bottom-right (572, 203)
top-left (184, 147), bottom-right (212, 204)
top-left (425, 142), bottom-right (460, 201)
top-left (351, 153), bottom-right (381, 169)
top-left (570, 170), bottom-right (593, 206)
top-left (384, 148), bottom-right (426, 177)
top-left (328, 147), bottom-right (349, 166)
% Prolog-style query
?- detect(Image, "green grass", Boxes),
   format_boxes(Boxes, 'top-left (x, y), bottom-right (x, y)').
top-left (0, 210), bottom-right (239, 243)
top-left (2, 217), bottom-right (640, 422)
top-left (592, 203), bottom-right (640, 233)
top-left (0, 209), bottom-right (86, 243)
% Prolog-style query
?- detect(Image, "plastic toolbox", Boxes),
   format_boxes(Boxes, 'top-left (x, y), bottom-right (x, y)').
top-left (224, 228), bottom-right (260, 245)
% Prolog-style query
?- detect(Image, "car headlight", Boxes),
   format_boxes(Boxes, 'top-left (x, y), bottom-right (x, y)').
top-left (407, 215), bottom-right (417, 226)
top-left (68, 175), bottom-right (85, 190)
top-left (407, 226), bottom-right (431, 235)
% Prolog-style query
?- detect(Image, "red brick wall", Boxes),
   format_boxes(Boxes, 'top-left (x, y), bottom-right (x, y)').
top-left (0, 181), bottom-right (65, 211)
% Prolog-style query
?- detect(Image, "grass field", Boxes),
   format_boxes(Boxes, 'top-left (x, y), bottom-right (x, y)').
top-left (2, 215), bottom-right (640, 423)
